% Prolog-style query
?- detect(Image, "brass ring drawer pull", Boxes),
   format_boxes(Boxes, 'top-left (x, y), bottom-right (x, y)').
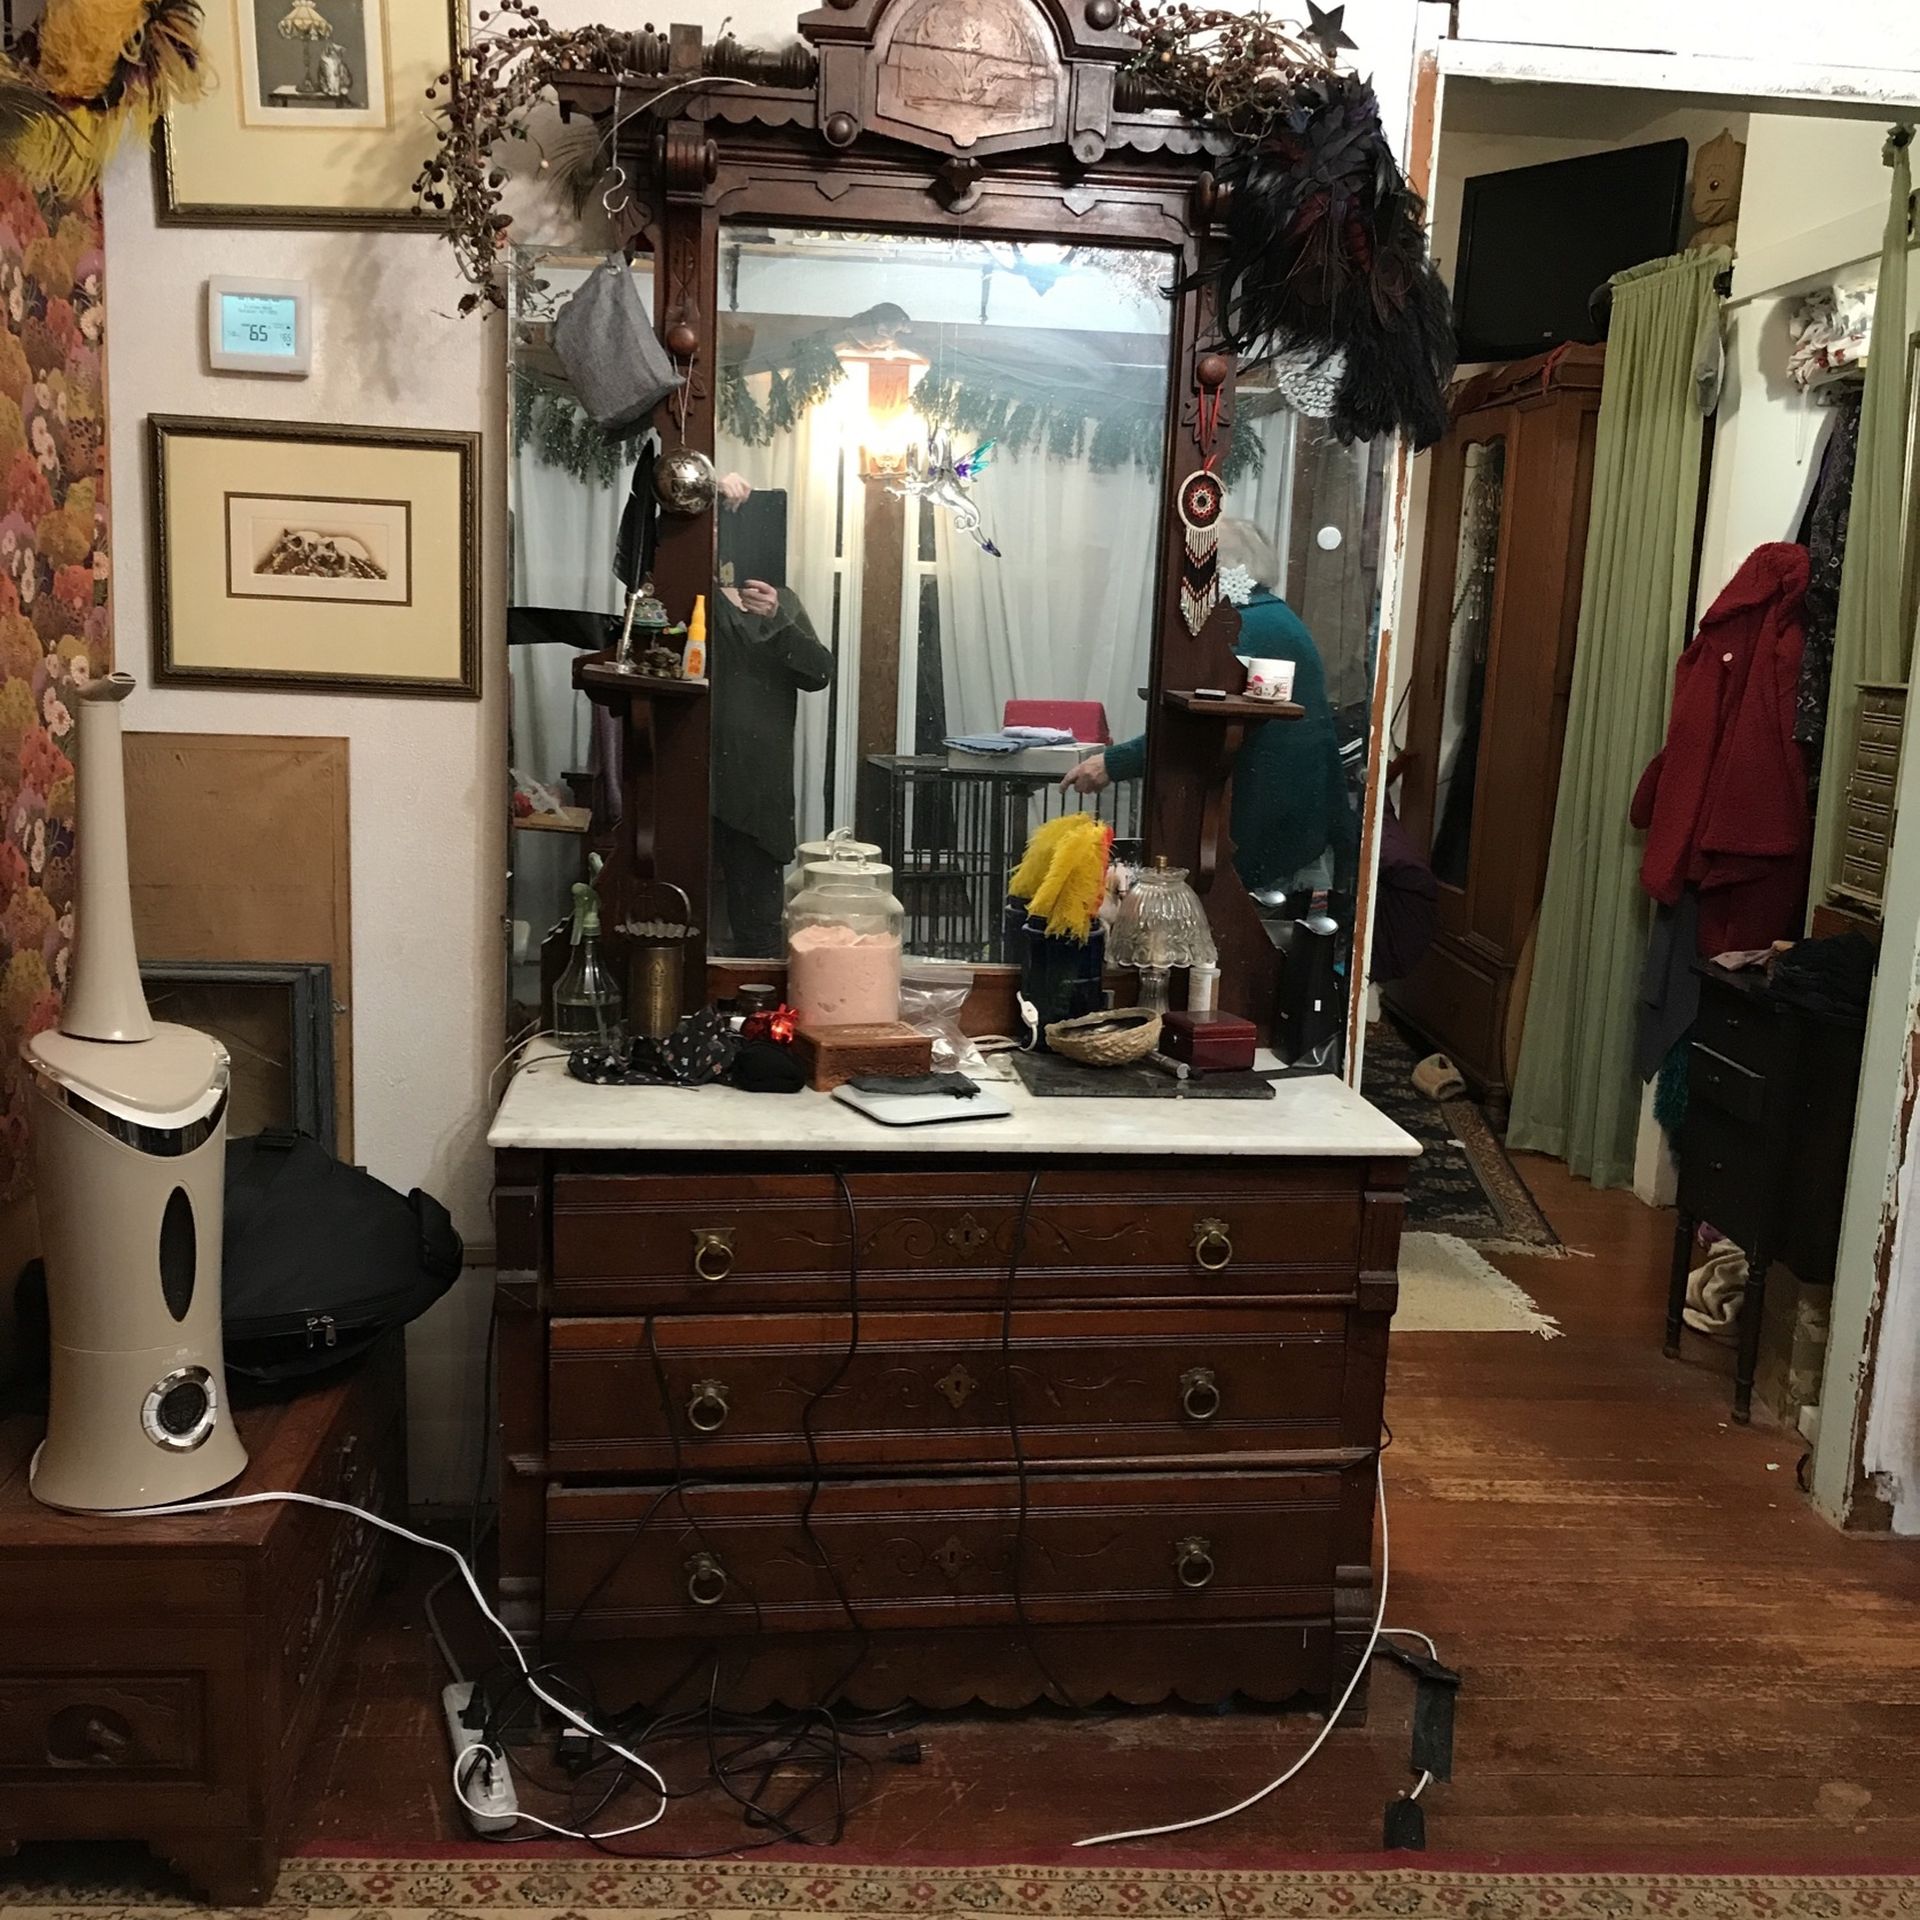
top-left (687, 1378), bottom-right (731, 1433)
top-left (1180, 1366), bottom-right (1221, 1422)
top-left (1174, 1534), bottom-right (1216, 1590)
top-left (685, 1551), bottom-right (729, 1608)
top-left (1192, 1217), bottom-right (1233, 1272)
top-left (692, 1227), bottom-right (736, 1282)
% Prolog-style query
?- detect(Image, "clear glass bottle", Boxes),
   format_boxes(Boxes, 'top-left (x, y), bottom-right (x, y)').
top-left (785, 857), bottom-right (905, 1027)
top-left (554, 877), bottom-right (625, 1052)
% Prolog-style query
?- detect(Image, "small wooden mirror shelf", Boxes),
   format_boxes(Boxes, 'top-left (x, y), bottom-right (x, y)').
top-left (544, 0), bottom-right (1367, 1044)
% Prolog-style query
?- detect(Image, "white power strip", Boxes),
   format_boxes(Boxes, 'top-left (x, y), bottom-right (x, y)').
top-left (443, 1683), bottom-right (519, 1835)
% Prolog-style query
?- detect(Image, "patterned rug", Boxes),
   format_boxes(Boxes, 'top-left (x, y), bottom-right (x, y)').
top-left (1361, 1023), bottom-right (1559, 1252)
top-left (6, 1856), bottom-right (1920, 1918)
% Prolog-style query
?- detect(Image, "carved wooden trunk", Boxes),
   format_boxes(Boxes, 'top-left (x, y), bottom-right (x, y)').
top-left (0, 1343), bottom-right (404, 1904)
top-left (493, 1098), bottom-right (1406, 1716)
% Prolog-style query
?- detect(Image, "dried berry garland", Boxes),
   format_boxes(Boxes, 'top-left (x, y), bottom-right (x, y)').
top-left (1120, 1), bottom-right (1456, 448)
top-left (416, 0), bottom-right (639, 313)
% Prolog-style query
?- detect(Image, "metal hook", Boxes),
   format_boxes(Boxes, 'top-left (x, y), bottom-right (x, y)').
top-left (602, 77), bottom-right (631, 217)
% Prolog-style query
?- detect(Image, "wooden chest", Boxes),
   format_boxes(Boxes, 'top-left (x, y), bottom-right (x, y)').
top-left (491, 1065), bottom-right (1411, 1718)
top-left (0, 1343), bottom-right (404, 1903)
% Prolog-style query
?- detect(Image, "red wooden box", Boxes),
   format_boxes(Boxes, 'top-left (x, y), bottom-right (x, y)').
top-left (1163, 1010), bottom-right (1258, 1072)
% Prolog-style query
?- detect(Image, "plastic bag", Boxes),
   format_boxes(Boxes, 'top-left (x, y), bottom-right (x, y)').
top-left (899, 960), bottom-right (981, 1072)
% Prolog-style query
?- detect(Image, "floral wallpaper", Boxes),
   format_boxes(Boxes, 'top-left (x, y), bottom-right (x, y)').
top-left (0, 176), bottom-right (111, 1202)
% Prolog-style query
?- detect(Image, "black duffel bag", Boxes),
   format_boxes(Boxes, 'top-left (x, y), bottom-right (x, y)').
top-left (222, 1130), bottom-right (463, 1388)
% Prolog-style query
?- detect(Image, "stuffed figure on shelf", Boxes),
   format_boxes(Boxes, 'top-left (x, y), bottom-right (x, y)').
top-left (1688, 128), bottom-right (1747, 257)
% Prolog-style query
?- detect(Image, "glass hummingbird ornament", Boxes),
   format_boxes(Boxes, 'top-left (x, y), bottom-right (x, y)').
top-left (886, 429), bottom-right (1001, 557)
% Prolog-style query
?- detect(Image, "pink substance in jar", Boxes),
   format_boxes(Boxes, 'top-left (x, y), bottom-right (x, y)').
top-left (787, 923), bottom-right (902, 1025)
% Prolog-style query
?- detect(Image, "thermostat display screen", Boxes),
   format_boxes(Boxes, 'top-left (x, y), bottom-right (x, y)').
top-left (220, 292), bottom-right (299, 359)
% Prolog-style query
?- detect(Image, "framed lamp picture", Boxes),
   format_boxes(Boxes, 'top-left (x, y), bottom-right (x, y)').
top-left (156, 0), bottom-right (461, 226)
top-left (150, 416), bottom-right (481, 698)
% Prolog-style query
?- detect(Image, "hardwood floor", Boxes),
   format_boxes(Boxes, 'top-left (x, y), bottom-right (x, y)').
top-left (188, 1159), bottom-right (1920, 1866)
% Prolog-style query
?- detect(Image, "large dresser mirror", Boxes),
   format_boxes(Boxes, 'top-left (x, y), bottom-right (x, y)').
top-left (710, 225), bottom-right (1170, 961)
top-left (496, 1), bottom-right (1423, 1065)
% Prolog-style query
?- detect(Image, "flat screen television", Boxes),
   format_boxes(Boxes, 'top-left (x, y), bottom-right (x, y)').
top-left (1452, 138), bottom-right (1691, 363)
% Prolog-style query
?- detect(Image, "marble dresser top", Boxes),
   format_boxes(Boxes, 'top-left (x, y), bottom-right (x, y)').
top-left (489, 1048), bottom-right (1419, 1160)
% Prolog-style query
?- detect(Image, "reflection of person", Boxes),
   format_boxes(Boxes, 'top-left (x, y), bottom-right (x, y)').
top-left (1062, 520), bottom-right (1351, 895)
top-left (711, 472), bottom-right (833, 956)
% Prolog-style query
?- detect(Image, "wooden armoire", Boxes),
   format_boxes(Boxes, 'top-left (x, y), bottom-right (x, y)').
top-left (1385, 346), bottom-right (1605, 1118)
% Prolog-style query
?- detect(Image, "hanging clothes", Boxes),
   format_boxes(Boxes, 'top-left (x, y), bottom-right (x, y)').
top-left (1793, 386), bottom-right (1862, 772)
top-left (1631, 542), bottom-right (1812, 955)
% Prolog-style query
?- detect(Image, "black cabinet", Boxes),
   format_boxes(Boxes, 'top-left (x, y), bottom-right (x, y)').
top-left (1665, 963), bottom-right (1866, 1421)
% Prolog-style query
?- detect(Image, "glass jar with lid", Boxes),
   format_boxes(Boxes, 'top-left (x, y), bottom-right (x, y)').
top-left (786, 828), bottom-right (883, 905)
top-left (785, 857), bottom-right (905, 1026)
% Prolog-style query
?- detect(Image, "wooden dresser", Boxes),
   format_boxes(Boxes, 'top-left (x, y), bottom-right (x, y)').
top-left (490, 1058), bottom-right (1414, 1714)
top-left (0, 1344), bottom-right (403, 1903)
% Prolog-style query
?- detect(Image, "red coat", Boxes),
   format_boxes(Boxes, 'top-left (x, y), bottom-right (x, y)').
top-left (1630, 542), bottom-right (1811, 954)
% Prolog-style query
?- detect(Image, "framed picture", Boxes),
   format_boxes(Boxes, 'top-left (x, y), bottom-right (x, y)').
top-left (156, 0), bottom-right (459, 226)
top-left (236, 0), bottom-right (391, 131)
top-left (149, 416), bottom-right (480, 697)
top-left (139, 962), bottom-right (338, 1152)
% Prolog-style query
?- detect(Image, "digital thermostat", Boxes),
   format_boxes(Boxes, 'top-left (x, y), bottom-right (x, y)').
top-left (206, 277), bottom-right (311, 376)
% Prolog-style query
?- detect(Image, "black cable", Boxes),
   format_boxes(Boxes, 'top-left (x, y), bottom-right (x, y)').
top-left (997, 1168), bottom-right (1085, 1712)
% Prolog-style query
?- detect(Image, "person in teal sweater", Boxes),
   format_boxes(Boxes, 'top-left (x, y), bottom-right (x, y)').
top-left (1062, 520), bottom-right (1353, 894)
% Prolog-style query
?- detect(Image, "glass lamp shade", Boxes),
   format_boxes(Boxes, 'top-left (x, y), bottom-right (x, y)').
top-left (1109, 859), bottom-right (1216, 973)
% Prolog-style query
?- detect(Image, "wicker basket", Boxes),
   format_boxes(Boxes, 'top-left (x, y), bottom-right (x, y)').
top-left (1044, 1006), bottom-right (1162, 1067)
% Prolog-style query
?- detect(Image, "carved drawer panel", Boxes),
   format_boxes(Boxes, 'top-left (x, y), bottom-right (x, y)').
top-left (547, 1467), bottom-right (1360, 1640)
top-left (549, 1166), bottom-right (1367, 1312)
top-left (0, 1672), bottom-right (205, 1779)
top-left (547, 1306), bottom-right (1354, 1472)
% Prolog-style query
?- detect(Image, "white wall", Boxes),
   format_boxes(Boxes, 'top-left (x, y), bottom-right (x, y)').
top-left (1455, 0), bottom-right (1920, 71)
top-left (1393, 94), bottom-right (1739, 743)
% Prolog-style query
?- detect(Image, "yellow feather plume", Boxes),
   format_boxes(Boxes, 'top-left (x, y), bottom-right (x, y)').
top-left (1009, 813), bottom-right (1111, 944)
top-left (3, 0), bottom-right (208, 195)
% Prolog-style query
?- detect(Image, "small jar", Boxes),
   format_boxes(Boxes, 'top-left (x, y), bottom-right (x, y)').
top-left (786, 857), bottom-right (904, 1027)
top-left (786, 830), bottom-right (883, 905)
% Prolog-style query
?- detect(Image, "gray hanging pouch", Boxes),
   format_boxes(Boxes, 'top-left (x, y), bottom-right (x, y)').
top-left (552, 254), bottom-right (682, 436)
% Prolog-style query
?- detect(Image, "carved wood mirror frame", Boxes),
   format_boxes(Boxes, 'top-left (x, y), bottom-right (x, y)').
top-left (561, 0), bottom-right (1344, 1040)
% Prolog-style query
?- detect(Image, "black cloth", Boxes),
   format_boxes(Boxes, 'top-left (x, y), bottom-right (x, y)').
top-left (1368, 800), bottom-right (1438, 984)
top-left (1635, 888), bottom-right (1702, 1081)
top-left (1794, 388), bottom-right (1862, 769)
top-left (712, 817), bottom-right (786, 959)
top-left (710, 584), bottom-right (833, 863)
top-left (1769, 930), bottom-right (1875, 1021)
top-left (729, 1039), bottom-right (807, 1093)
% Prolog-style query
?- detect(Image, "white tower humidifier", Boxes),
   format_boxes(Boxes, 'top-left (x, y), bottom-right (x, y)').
top-left (24, 672), bottom-right (246, 1510)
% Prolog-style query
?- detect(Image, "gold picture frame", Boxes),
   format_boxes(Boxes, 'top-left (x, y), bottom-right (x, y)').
top-left (150, 416), bottom-right (481, 698)
top-left (155, 0), bottom-right (461, 227)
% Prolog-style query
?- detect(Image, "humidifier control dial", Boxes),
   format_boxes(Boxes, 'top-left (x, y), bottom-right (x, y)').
top-left (142, 1366), bottom-right (218, 1452)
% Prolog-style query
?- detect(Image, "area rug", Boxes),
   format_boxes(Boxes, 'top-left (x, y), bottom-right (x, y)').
top-left (1394, 1231), bottom-right (1561, 1337)
top-left (1361, 1022), bottom-right (1559, 1252)
top-left (7, 1857), bottom-right (1920, 1918)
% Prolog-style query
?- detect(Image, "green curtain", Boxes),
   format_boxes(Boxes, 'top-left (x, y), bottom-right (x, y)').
top-left (1810, 124), bottom-right (1917, 906)
top-left (1507, 248), bottom-right (1730, 1189)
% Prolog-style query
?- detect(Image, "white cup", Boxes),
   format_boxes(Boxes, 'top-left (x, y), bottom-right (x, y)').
top-left (1243, 658), bottom-right (1297, 703)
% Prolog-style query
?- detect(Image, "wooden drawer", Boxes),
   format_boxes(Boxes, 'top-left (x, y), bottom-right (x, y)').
top-left (547, 1305), bottom-right (1357, 1474)
top-left (0, 1672), bottom-right (206, 1780)
top-left (1687, 1044), bottom-right (1766, 1128)
top-left (547, 1467), bottom-right (1361, 1640)
top-left (549, 1166), bottom-right (1367, 1312)
top-left (1677, 1101), bottom-right (1772, 1249)
top-left (1692, 980), bottom-right (1785, 1079)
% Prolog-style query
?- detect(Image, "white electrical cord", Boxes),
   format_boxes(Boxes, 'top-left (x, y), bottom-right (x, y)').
top-left (1380, 1626), bottom-right (1438, 1662)
top-left (1075, 1458), bottom-right (1389, 1848)
top-left (101, 1484), bottom-right (671, 1841)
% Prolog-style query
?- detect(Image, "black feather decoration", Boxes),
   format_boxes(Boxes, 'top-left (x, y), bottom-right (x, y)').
top-left (614, 438), bottom-right (658, 593)
top-left (1183, 72), bottom-right (1455, 449)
